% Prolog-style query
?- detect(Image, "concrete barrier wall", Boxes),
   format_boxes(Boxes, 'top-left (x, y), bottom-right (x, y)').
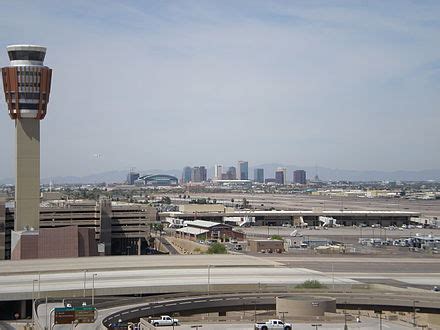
top-left (276, 296), bottom-right (336, 317)
top-left (139, 318), bottom-right (156, 329)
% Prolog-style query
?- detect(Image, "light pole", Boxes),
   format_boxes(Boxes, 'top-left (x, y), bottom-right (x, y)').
top-left (413, 300), bottom-right (420, 327)
top-left (83, 269), bottom-right (88, 298)
top-left (376, 310), bottom-right (382, 330)
top-left (92, 273), bottom-right (98, 305)
top-left (32, 279), bottom-right (38, 326)
top-left (332, 263), bottom-right (335, 289)
top-left (207, 264), bottom-right (211, 295)
top-left (45, 296), bottom-right (48, 330)
top-left (344, 300), bottom-right (348, 330)
top-left (38, 272), bottom-right (41, 299)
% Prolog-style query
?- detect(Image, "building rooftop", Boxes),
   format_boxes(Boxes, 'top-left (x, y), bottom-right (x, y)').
top-left (176, 227), bottom-right (209, 235)
top-left (185, 220), bottom-right (223, 228)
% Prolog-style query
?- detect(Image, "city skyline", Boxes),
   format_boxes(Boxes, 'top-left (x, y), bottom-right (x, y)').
top-left (1, 1), bottom-right (440, 179)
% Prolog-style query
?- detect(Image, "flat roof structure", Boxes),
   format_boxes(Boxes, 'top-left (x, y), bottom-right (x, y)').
top-left (176, 227), bottom-right (209, 236)
top-left (185, 220), bottom-right (224, 228)
top-left (163, 210), bottom-right (421, 217)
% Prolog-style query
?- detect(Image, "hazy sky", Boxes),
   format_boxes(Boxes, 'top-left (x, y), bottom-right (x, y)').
top-left (1, 0), bottom-right (440, 179)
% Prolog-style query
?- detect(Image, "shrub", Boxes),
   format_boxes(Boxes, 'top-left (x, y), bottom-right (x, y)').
top-left (207, 242), bottom-right (227, 254)
top-left (271, 235), bottom-right (283, 241)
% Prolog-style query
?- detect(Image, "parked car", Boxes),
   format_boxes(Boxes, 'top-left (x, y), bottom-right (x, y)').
top-left (255, 319), bottom-right (292, 330)
top-left (150, 315), bottom-right (179, 327)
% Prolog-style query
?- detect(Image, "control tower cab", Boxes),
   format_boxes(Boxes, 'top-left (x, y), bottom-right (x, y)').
top-left (2, 45), bottom-right (52, 120)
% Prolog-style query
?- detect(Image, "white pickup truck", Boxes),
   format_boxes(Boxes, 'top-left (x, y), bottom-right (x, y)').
top-left (150, 315), bottom-right (179, 327)
top-left (254, 319), bottom-right (292, 330)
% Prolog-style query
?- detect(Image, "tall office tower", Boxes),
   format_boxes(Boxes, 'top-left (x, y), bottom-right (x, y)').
top-left (226, 166), bottom-right (237, 180)
top-left (254, 168), bottom-right (264, 183)
top-left (275, 167), bottom-right (287, 185)
top-left (199, 166), bottom-right (207, 182)
top-left (238, 161), bottom-right (249, 180)
top-left (214, 164), bottom-right (223, 180)
top-left (2, 45), bottom-right (52, 232)
top-left (191, 166), bottom-right (207, 182)
top-left (182, 166), bottom-right (192, 183)
top-left (191, 167), bottom-right (201, 182)
top-left (293, 170), bottom-right (307, 184)
top-left (127, 171), bottom-right (140, 185)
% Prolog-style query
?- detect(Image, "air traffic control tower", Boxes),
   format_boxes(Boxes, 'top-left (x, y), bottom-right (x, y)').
top-left (1, 45), bottom-right (52, 232)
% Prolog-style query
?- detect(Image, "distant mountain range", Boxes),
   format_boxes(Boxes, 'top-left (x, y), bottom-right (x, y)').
top-left (1, 164), bottom-right (439, 184)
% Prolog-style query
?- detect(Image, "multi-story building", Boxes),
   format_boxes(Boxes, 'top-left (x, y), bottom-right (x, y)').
top-left (238, 161), bottom-right (249, 180)
top-left (0, 199), bottom-right (158, 259)
top-left (254, 168), bottom-right (264, 183)
top-left (225, 166), bottom-right (237, 180)
top-left (200, 166), bottom-right (207, 182)
top-left (214, 165), bottom-right (223, 180)
top-left (127, 171), bottom-right (140, 185)
top-left (293, 170), bottom-right (307, 184)
top-left (275, 168), bottom-right (287, 185)
top-left (182, 166), bottom-right (192, 183)
top-left (191, 166), bottom-right (207, 182)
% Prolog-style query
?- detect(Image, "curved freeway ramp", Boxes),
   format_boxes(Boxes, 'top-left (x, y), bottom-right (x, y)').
top-left (102, 292), bottom-right (440, 328)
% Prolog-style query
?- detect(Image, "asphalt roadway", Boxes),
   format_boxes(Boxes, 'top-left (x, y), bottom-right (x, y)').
top-left (1, 254), bottom-right (440, 302)
top-left (266, 255), bottom-right (440, 274)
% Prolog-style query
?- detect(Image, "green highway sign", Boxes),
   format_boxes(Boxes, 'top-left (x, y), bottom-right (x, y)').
top-left (54, 307), bottom-right (96, 324)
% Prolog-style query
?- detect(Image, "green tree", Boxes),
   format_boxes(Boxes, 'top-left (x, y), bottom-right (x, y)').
top-left (271, 235), bottom-right (283, 241)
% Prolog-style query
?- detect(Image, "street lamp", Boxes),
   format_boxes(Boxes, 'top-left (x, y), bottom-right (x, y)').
top-left (32, 279), bottom-right (38, 326)
top-left (92, 273), bottom-right (98, 305)
top-left (375, 310), bottom-right (383, 330)
top-left (207, 265), bottom-right (211, 295)
top-left (413, 300), bottom-right (420, 327)
top-left (343, 300), bottom-right (348, 330)
top-left (83, 269), bottom-right (88, 298)
top-left (331, 263), bottom-right (335, 289)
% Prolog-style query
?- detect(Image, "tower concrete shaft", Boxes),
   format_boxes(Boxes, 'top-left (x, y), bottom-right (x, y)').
top-left (15, 119), bottom-right (40, 231)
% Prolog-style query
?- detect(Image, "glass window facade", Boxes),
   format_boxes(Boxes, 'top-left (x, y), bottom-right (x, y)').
top-left (8, 50), bottom-right (45, 62)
